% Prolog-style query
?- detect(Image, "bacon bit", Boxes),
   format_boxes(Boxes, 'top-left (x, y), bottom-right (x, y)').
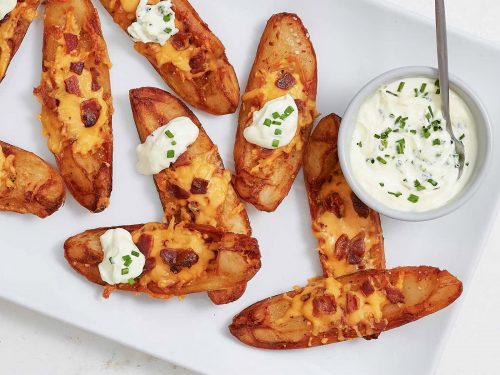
top-left (294, 99), bottom-right (304, 111)
top-left (347, 232), bottom-right (365, 265)
top-left (346, 293), bottom-right (359, 313)
top-left (190, 177), bottom-right (209, 194)
top-left (160, 248), bottom-right (199, 274)
top-left (136, 233), bottom-right (153, 257)
top-left (80, 99), bottom-right (101, 127)
top-left (364, 333), bottom-right (380, 340)
top-left (64, 33), bottom-right (78, 53)
top-left (334, 234), bottom-right (349, 260)
top-left (300, 293), bottom-right (311, 302)
top-left (323, 192), bottom-right (344, 218)
top-left (185, 223), bottom-right (223, 243)
top-left (351, 192), bottom-right (370, 218)
top-left (167, 183), bottom-right (190, 199)
top-left (142, 257), bottom-right (156, 274)
top-left (64, 75), bottom-right (81, 96)
top-left (33, 85), bottom-right (58, 110)
top-left (360, 280), bottom-right (375, 296)
top-left (189, 51), bottom-right (206, 74)
top-left (275, 72), bottom-right (296, 90)
top-left (69, 62), bottom-right (84, 75)
top-left (312, 295), bottom-right (337, 316)
top-left (385, 287), bottom-right (405, 304)
top-left (373, 319), bottom-right (388, 331)
top-left (90, 67), bottom-right (101, 91)
top-left (171, 31), bottom-right (192, 50)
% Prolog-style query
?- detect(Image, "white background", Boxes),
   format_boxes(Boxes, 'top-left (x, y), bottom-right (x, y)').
top-left (1, 0), bottom-right (499, 374)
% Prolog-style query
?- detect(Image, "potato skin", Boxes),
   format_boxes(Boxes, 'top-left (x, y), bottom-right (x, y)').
top-left (64, 222), bottom-right (261, 300)
top-left (99, 0), bottom-right (239, 115)
top-left (129, 87), bottom-right (253, 304)
top-left (34, 0), bottom-right (113, 213)
top-left (0, 141), bottom-right (65, 218)
top-left (234, 13), bottom-right (318, 212)
top-left (303, 114), bottom-right (385, 277)
top-left (229, 266), bottom-right (462, 349)
top-left (0, 0), bottom-right (40, 83)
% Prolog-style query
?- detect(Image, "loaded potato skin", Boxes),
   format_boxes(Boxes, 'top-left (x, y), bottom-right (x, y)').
top-left (34, 0), bottom-right (113, 213)
top-left (233, 13), bottom-right (318, 212)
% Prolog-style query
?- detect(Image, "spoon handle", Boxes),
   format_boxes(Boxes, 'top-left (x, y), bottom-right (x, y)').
top-left (435, 0), bottom-right (450, 122)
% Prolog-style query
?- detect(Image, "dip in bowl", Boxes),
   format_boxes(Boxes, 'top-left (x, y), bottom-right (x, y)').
top-left (338, 66), bottom-right (491, 221)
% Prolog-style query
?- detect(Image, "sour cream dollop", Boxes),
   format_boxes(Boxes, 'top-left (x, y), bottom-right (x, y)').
top-left (244, 94), bottom-right (298, 149)
top-left (136, 116), bottom-right (199, 175)
top-left (98, 228), bottom-right (146, 285)
top-left (350, 77), bottom-right (477, 212)
top-left (127, 0), bottom-right (179, 45)
top-left (0, 0), bottom-right (17, 20)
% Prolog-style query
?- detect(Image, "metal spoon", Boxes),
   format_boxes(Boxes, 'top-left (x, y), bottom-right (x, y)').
top-left (435, 0), bottom-right (465, 178)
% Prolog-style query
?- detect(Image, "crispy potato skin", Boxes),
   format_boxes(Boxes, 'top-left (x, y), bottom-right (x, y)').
top-left (64, 222), bottom-right (261, 299)
top-left (304, 114), bottom-right (385, 277)
top-left (34, 0), bottom-right (113, 213)
top-left (99, 0), bottom-right (239, 115)
top-left (0, 141), bottom-right (65, 217)
top-left (234, 13), bottom-right (318, 212)
top-left (129, 87), bottom-right (254, 304)
top-left (0, 0), bottom-right (40, 83)
top-left (229, 266), bottom-right (463, 349)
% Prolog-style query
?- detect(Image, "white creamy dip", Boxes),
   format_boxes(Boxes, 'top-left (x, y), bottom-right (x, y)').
top-left (244, 94), bottom-right (298, 149)
top-left (350, 77), bottom-right (477, 212)
top-left (127, 0), bottom-right (178, 45)
top-left (136, 116), bottom-right (199, 175)
top-left (0, 0), bottom-right (17, 20)
top-left (98, 228), bottom-right (146, 285)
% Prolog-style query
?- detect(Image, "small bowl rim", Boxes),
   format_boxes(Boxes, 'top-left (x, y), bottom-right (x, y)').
top-left (338, 65), bottom-right (493, 222)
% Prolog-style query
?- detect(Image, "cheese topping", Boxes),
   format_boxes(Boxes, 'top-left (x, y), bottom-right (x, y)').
top-left (136, 116), bottom-right (199, 175)
top-left (243, 94), bottom-right (298, 149)
top-left (98, 228), bottom-right (146, 285)
top-left (0, 145), bottom-right (16, 189)
top-left (38, 11), bottom-right (111, 155)
top-left (127, 0), bottom-right (178, 45)
top-left (0, 0), bottom-right (16, 22)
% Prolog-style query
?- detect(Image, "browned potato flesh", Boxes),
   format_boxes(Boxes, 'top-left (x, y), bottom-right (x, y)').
top-left (230, 266), bottom-right (462, 349)
top-left (64, 221), bottom-right (261, 299)
top-left (304, 114), bottom-right (385, 277)
top-left (0, 141), bottom-right (65, 217)
top-left (234, 13), bottom-right (318, 212)
top-left (99, 0), bottom-right (239, 115)
top-left (129, 87), bottom-right (253, 304)
top-left (0, 0), bottom-right (40, 82)
top-left (34, 0), bottom-right (113, 212)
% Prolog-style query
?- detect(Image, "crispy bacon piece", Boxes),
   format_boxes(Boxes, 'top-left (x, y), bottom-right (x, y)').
top-left (69, 62), bottom-right (84, 75)
top-left (385, 287), bottom-right (405, 304)
top-left (360, 280), bottom-right (375, 296)
top-left (64, 75), bottom-right (81, 96)
top-left (275, 72), bottom-right (296, 90)
top-left (80, 99), bottom-right (101, 127)
top-left (90, 67), bottom-right (101, 91)
top-left (160, 248), bottom-right (199, 274)
top-left (312, 294), bottom-right (336, 317)
top-left (346, 293), bottom-right (359, 313)
top-left (136, 233), bottom-right (153, 257)
top-left (167, 183), bottom-right (190, 199)
top-left (190, 177), bottom-right (209, 194)
top-left (64, 33), bottom-right (78, 53)
top-left (334, 234), bottom-right (349, 260)
top-left (189, 51), bottom-right (206, 74)
top-left (142, 257), bottom-right (156, 274)
top-left (347, 232), bottom-right (365, 265)
top-left (351, 192), bottom-right (370, 218)
top-left (323, 192), bottom-right (344, 218)
top-left (171, 31), bottom-right (191, 51)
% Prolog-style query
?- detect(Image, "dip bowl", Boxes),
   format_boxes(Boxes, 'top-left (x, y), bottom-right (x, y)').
top-left (338, 66), bottom-right (492, 221)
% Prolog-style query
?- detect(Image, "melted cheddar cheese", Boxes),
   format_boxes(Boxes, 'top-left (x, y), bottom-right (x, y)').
top-left (0, 1), bottom-right (37, 79)
top-left (280, 277), bottom-right (390, 338)
top-left (38, 11), bottom-right (111, 155)
top-left (242, 69), bottom-right (316, 173)
top-left (133, 221), bottom-right (215, 288)
top-left (0, 145), bottom-right (16, 189)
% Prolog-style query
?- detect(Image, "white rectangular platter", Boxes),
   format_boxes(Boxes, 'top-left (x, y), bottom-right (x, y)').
top-left (1, 0), bottom-right (499, 374)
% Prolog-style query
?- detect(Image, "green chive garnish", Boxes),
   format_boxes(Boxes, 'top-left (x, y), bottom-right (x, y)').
top-left (394, 115), bottom-right (402, 125)
top-left (131, 251), bottom-right (140, 257)
top-left (386, 90), bottom-right (398, 97)
top-left (434, 79), bottom-right (440, 88)
top-left (414, 88), bottom-right (419, 97)
top-left (272, 120), bottom-right (281, 125)
top-left (420, 83), bottom-right (427, 93)
top-left (274, 129), bottom-right (282, 135)
top-left (422, 127), bottom-right (431, 139)
top-left (163, 13), bottom-right (172, 22)
top-left (374, 134), bottom-right (381, 139)
top-left (284, 106), bottom-right (294, 115)
top-left (376, 156), bottom-right (387, 165)
top-left (272, 112), bottom-right (280, 119)
top-left (272, 139), bottom-right (279, 148)
top-left (397, 81), bottom-right (405, 92)
top-left (396, 138), bottom-right (405, 154)
top-left (167, 150), bottom-right (175, 158)
top-left (427, 179), bottom-right (438, 187)
top-left (109, 257), bottom-right (114, 264)
top-left (164, 27), bottom-right (172, 33)
top-left (165, 130), bottom-right (174, 138)
top-left (408, 194), bottom-right (419, 203)
top-left (428, 106), bottom-right (434, 118)
top-left (388, 191), bottom-right (402, 197)
top-left (357, 141), bottom-right (362, 148)
top-left (414, 180), bottom-right (426, 191)
top-left (432, 139), bottom-right (441, 146)
top-left (121, 268), bottom-right (129, 275)
top-left (459, 134), bottom-right (465, 140)
top-left (410, 129), bottom-right (417, 134)
top-left (171, 141), bottom-right (177, 146)
top-left (263, 118), bottom-right (272, 126)
top-left (122, 255), bottom-right (132, 267)
top-left (436, 89), bottom-right (441, 94)
top-left (379, 182), bottom-right (384, 187)
top-left (128, 278), bottom-right (135, 285)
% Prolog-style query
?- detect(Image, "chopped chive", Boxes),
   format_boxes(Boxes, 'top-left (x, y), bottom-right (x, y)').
top-left (272, 139), bottom-right (280, 148)
top-left (109, 257), bottom-right (114, 264)
top-left (284, 106), bottom-right (294, 115)
top-left (167, 150), bottom-right (175, 158)
top-left (434, 79), bottom-right (440, 88)
top-left (376, 156), bottom-right (387, 165)
top-left (128, 278), bottom-right (136, 285)
top-left (163, 13), bottom-right (172, 22)
top-left (131, 251), bottom-right (140, 257)
top-left (381, 139), bottom-right (388, 148)
top-left (272, 120), bottom-right (282, 125)
top-left (388, 191), bottom-right (402, 197)
top-left (466, 162), bottom-right (470, 166)
top-left (394, 115), bottom-right (402, 125)
top-left (165, 130), bottom-right (174, 138)
top-left (386, 90), bottom-right (398, 97)
top-left (122, 255), bottom-right (132, 267)
top-left (357, 141), bottom-right (362, 148)
top-left (459, 134), bottom-right (465, 140)
top-left (263, 118), bottom-right (272, 126)
top-left (422, 127), bottom-right (431, 139)
top-left (374, 134), bottom-right (381, 139)
top-left (410, 129), bottom-right (417, 134)
top-left (425, 112), bottom-right (432, 122)
top-left (408, 194), bottom-right (419, 203)
top-left (274, 129), bottom-right (282, 135)
top-left (272, 112), bottom-right (280, 119)
top-left (432, 138), bottom-right (441, 146)
top-left (436, 89), bottom-right (441, 94)
top-left (397, 81), bottom-right (405, 92)
top-left (414, 179), bottom-right (426, 191)
top-left (428, 106), bottom-right (434, 118)
top-left (379, 182), bottom-right (385, 187)
top-left (414, 88), bottom-right (419, 97)
top-left (427, 178), bottom-right (438, 187)
top-left (164, 27), bottom-right (172, 33)
top-left (420, 83), bottom-right (427, 93)
top-left (396, 138), bottom-right (405, 154)
top-left (121, 268), bottom-right (129, 275)
top-left (171, 141), bottom-right (177, 146)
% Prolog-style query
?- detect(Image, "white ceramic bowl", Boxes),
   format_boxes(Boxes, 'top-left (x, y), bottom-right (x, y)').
top-left (338, 66), bottom-right (492, 221)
